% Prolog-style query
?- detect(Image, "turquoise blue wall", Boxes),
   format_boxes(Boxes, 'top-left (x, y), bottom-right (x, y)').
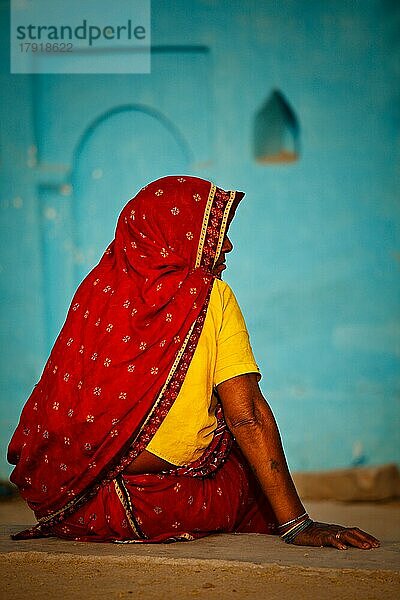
top-left (1, 0), bottom-right (399, 477)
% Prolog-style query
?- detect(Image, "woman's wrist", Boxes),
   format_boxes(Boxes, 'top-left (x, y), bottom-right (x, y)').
top-left (280, 517), bottom-right (314, 543)
top-left (277, 511), bottom-right (308, 533)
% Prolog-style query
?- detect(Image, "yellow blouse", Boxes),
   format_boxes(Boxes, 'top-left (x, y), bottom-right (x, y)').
top-left (146, 279), bottom-right (261, 466)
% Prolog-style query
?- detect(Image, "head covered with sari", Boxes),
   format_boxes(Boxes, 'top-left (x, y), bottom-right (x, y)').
top-left (8, 175), bottom-right (244, 531)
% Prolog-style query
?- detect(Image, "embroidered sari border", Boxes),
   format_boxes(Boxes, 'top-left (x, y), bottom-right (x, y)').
top-left (133, 320), bottom-right (197, 442)
top-left (195, 183), bottom-right (216, 268)
top-left (212, 190), bottom-right (237, 269)
top-left (114, 475), bottom-right (144, 539)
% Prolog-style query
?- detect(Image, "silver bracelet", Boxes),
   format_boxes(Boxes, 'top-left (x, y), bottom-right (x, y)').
top-left (280, 518), bottom-right (313, 544)
top-left (278, 511), bottom-right (308, 531)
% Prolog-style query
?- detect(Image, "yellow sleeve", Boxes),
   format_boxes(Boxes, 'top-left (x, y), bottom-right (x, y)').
top-left (146, 279), bottom-right (261, 467)
top-left (213, 282), bottom-right (261, 387)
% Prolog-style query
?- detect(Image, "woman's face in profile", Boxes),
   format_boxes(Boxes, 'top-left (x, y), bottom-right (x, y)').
top-left (213, 235), bottom-right (233, 277)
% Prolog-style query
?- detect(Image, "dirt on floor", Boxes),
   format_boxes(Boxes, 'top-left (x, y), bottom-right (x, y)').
top-left (1, 551), bottom-right (399, 600)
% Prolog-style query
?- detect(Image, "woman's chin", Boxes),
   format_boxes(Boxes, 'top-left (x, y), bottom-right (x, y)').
top-left (213, 264), bottom-right (226, 279)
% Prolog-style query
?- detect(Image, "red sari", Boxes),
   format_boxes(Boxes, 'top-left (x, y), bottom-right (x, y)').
top-left (7, 175), bottom-right (277, 543)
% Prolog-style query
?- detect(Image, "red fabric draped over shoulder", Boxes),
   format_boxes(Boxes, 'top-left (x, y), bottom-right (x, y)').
top-left (7, 175), bottom-right (244, 536)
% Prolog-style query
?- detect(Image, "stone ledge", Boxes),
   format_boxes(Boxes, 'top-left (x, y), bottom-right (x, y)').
top-left (293, 463), bottom-right (400, 502)
top-left (1, 525), bottom-right (399, 574)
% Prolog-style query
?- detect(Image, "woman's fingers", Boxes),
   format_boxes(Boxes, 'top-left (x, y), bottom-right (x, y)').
top-left (337, 527), bottom-right (380, 549)
top-left (292, 522), bottom-right (381, 550)
top-left (328, 532), bottom-right (348, 550)
top-left (353, 526), bottom-right (380, 546)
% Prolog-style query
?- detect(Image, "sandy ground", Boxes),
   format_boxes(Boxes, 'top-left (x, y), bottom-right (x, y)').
top-left (1, 497), bottom-right (399, 599)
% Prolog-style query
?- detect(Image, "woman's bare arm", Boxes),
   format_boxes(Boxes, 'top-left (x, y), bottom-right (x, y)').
top-left (216, 373), bottom-right (305, 525)
top-left (217, 373), bottom-right (380, 550)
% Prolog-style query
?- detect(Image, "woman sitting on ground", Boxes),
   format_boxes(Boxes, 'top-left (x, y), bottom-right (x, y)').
top-left (8, 176), bottom-right (379, 550)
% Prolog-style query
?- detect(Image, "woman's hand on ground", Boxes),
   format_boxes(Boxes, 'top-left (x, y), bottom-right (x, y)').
top-left (292, 521), bottom-right (380, 550)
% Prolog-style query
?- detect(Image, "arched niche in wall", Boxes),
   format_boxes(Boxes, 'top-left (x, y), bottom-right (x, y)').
top-left (70, 103), bottom-right (192, 283)
top-left (38, 104), bottom-right (191, 351)
top-left (254, 89), bottom-right (300, 164)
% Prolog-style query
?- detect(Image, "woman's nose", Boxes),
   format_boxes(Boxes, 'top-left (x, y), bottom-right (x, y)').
top-left (223, 236), bottom-right (233, 253)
